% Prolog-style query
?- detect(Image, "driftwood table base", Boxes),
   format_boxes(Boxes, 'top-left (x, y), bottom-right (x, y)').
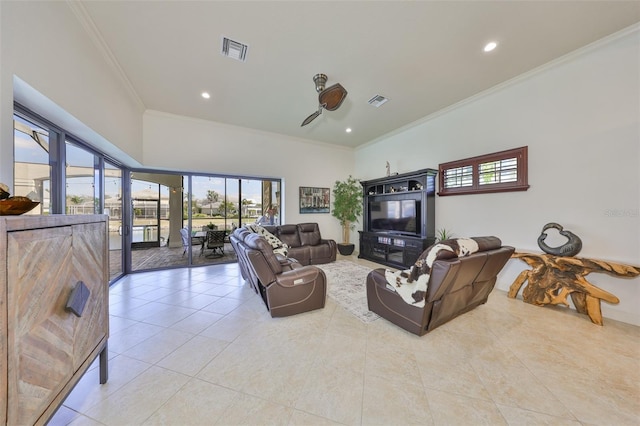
top-left (509, 252), bottom-right (640, 325)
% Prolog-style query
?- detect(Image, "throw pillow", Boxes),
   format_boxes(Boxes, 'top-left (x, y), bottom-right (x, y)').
top-left (244, 224), bottom-right (289, 256)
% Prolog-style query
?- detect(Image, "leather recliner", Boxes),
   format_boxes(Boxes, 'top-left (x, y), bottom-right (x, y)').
top-left (366, 238), bottom-right (514, 335)
top-left (231, 229), bottom-right (327, 317)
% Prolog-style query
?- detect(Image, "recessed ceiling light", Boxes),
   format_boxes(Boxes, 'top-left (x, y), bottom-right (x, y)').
top-left (483, 41), bottom-right (498, 52)
top-left (201, 92), bottom-right (210, 99)
top-left (346, 128), bottom-right (352, 133)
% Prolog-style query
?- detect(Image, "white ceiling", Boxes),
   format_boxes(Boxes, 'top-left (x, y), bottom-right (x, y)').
top-left (76, 1), bottom-right (640, 148)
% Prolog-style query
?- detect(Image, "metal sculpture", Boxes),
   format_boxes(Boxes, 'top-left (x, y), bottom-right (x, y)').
top-left (537, 222), bottom-right (582, 257)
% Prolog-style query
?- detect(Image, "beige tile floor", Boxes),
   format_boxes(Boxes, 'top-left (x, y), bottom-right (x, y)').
top-left (49, 259), bottom-right (640, 426)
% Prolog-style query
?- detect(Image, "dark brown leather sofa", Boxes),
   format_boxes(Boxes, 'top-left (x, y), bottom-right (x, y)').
top-left (230, 228), bottom-right (327, 317)
top-left (366, 238), bottom-right (514, 335)
top-left (262, 223), bottom-right (336, 265)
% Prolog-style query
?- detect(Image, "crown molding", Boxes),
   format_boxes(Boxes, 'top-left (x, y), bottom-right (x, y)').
top-left (358, 23), bottom-right (640, 151)
top-left (66, 0), bottom-right (146, 112)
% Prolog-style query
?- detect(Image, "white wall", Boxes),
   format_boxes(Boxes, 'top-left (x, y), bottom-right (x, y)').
top-left (143, 111), bottom-right (355, 243)
top-left (0, 0), bottom-right (144, 188)
top-left (355, 28), bottom-right (640, 325)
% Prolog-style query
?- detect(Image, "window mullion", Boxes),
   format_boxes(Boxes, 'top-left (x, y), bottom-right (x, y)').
top-left (472, 162), bottom-right (479, 190)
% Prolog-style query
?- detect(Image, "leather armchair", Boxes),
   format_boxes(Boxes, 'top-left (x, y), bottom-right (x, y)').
top-left (367, 238), bottom-right (514, 335)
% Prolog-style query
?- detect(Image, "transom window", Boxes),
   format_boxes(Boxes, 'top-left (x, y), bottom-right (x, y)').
top-left (438, 146), bottom-right (529, 196)
top-left (443, 165), bottom-right (473, 189)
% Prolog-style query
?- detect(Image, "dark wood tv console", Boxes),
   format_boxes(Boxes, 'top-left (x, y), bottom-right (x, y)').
top-left (359, 168), bottom-right (437, 269)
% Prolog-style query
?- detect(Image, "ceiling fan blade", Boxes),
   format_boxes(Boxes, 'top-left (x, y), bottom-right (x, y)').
top-left (301, 111), bottom-right (320, 127)
top-left (300, 104), bottom-right (325, 127)
top-left (319, 83), bottom-right (347, 111)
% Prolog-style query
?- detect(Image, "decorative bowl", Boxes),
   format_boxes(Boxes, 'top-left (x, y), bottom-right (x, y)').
top-left (0, 198), bottom-right (40, 215)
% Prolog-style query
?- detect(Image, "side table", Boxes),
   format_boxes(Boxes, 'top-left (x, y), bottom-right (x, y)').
top-left (508, 252), bottom-right (640, 325)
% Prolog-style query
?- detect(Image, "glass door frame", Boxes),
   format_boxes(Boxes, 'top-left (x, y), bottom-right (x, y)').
top-left (131, 197), bottom-right (161, 249)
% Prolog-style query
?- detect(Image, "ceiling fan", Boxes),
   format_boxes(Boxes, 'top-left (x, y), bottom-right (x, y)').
top-left (300, 73), bottom-right (348, 127)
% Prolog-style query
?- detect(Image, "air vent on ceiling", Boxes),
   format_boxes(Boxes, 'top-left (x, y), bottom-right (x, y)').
top-left (221, 37), bottom-right (248, 62)
top-left (368, 94), bottom-right (389, 107)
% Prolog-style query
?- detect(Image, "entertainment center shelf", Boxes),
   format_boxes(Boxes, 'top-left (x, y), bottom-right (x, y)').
top-left (365, 179), bottom-right (426, 196)
top-left (359, 168), bottom-right (437, 269)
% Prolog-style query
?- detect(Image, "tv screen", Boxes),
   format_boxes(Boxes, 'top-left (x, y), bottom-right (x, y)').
top-left (369, 199), bottom-right (420, 235)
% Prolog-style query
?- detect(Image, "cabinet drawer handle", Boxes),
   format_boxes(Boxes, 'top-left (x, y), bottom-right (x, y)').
top-left (66, 281), bottom-right (90, 317)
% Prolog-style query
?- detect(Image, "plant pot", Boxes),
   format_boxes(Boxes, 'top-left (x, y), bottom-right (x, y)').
top-left (337, 243), bottom-right (355, 256)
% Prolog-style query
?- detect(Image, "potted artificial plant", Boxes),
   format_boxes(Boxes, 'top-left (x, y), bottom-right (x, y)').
top-left (332, 175), bottom-right (363, 256)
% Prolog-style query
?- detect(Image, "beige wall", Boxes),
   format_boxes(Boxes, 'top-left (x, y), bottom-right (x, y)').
top-left (355, 27), bottom-right (640, 325)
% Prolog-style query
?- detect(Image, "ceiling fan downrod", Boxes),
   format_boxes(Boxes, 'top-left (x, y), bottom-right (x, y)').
top-left (313, 73), bottom-right (327, 93)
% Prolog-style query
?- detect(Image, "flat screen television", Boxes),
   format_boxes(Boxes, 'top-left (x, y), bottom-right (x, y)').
top-left (369, 199), bottom-right (421, 236)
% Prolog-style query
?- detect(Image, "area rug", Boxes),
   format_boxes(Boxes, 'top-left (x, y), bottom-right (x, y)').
top-left (317, 260), bottom-right (380, 323)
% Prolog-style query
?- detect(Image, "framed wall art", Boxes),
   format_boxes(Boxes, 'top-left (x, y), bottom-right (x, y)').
top-left (299, 187), bottom-right (330, 214)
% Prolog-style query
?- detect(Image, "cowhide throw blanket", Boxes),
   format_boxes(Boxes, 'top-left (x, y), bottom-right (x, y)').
top-left (385, 237), bottom-right (490, 307)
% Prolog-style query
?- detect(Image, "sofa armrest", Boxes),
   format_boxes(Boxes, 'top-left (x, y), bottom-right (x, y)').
top-left (276, 253), bottom-right (294, 265)
top-left (321, 238), bottom-right (337, 248)
top-left (276, 253), bottom-right (304, 271)
top-left (310, 239), bottom-right (336, 264)
top-left (274, 266), bottom-right (323, 288)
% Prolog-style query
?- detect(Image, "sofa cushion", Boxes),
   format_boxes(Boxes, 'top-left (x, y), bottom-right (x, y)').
top-left (262, 225), bottom-right (278, 235)
top-left (298, 223), bottom-right (321, 246)
top-left (244, 233), bottom-right (283, 275)
top-left (287, 246), bottom-right (310, 266)
top-left (277, 224), bottom-right (302, 248)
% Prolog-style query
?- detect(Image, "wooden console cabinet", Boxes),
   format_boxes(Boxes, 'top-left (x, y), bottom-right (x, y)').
top-left (0, 215), bottom-right (109, 425)
top-left (359, 168), bottom-right (437, 269)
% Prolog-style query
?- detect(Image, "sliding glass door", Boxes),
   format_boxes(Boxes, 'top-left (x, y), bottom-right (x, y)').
top-left (105, 161), bottom-right (123, 281)
top-left (129, 173), bottom-right (186, 271)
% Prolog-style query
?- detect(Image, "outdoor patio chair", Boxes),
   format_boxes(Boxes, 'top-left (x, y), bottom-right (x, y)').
top-left (202, 230), bottom-right (226, 257)
top-left (180, 227), bottom-right (190, 257)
